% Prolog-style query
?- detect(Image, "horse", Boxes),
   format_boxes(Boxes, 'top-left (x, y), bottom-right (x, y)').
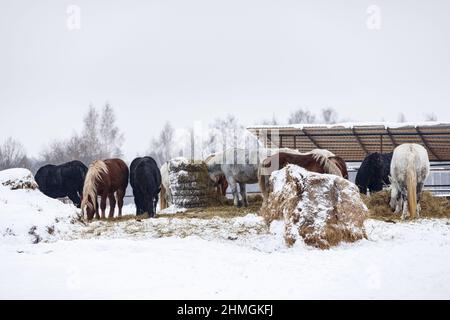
top-left (329, 156), bottom-right (349, 179)
top-left (159, 162), bottom-right (171, 210)
top-left (355, 152), bottom-right (393, 194)
top-left (130, 156), bottom-right (161, 217)
top-left (258, 151), bottom-right (347, 201)
top-left (81, 158), bottom-right (129, 220)
top-left (389, 144), bottom-right (430, 219)
top-left (207, 147), bottom-right (333, 207)
top-left (205, 154), bottom-right (229, 202)
top-left (35, 160), bottom-right (88, 208)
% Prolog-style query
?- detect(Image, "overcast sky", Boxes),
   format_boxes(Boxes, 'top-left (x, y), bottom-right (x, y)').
top-left (1, 0), bottom-right (450, 161)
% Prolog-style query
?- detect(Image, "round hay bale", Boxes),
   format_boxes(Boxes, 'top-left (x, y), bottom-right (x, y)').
top-left (167, 157), bottom-right (220, 208)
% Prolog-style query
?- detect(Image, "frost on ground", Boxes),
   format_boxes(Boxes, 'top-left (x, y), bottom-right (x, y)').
top-left (1, 169), bottom-right (450, 299)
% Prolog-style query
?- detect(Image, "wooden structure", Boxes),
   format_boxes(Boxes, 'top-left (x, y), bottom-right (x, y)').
top-left (247, 122), bottom-right (450, 162)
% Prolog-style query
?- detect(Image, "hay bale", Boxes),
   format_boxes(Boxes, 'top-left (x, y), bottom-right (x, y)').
top-left (167, 157), bottom-right (220, 208)
top-left (363, 189), bottom-right (450, 219)
top-left (260, 165), bottom-right (368, 249)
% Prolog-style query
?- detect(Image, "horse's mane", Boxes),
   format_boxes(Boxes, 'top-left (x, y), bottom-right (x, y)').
top-left (310, 153), bottom-right (343, 177)
top-left (81, 160), bottom-right (109, 211)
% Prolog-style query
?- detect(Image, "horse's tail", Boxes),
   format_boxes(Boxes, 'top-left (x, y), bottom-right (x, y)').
top-left (406, 159), bottom-right (417, 219)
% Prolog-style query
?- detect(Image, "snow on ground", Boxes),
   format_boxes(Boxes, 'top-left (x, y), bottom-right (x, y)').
top-left (1, 216), bottom-right (450, 299)
top-left (1, 168), bottom-right (450, 299)
top-left (0, 169), bottom-right (79, 245)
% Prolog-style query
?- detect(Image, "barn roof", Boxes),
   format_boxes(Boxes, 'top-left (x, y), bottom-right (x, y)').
top-left (247, 122), bottom-right (450, 162)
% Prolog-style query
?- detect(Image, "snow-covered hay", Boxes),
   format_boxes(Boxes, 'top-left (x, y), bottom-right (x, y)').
top-left (363, 190), bottom-right (450, 219)
top-left (0, 168), bottom-right (38, 190)
top-left (168, 157), bottom-right (220, 208)
top-left (0, 168), bottom-right (79, 244)
top-left (260, 165), bottom-right (368, 249)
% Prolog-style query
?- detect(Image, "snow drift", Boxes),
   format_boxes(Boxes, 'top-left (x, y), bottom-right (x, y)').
top-left (0, 168), bottom-right (79, 244)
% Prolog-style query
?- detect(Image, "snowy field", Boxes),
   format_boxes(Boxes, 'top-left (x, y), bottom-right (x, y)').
top-left (1, 216), bottom-right (450, 299)
top-left (1, 170), bottom-right (450, 299)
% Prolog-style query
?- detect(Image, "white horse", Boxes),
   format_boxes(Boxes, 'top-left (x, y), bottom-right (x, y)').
top-left (159, 162), bottom-right (171, 210)
top-left (389, 143), bottom-right (430, 219)
top-left (207, 147), bottom-right (335, 207)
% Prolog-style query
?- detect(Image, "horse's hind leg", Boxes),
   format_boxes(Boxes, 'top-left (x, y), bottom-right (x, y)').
top-left (160, 185), bottom-right (167, 210)
top-left (258, 174), bottom-right (268, 203)
top-left (401, 192), bottom-right (408, 220)
top-left (100, 194), bottom-right (107, 219)
top-left (239, 182), bottom-right (248, 207)
top-left (108, 193), bottom-right (116, 219)
top-left (117, 188), bottom-right (126, 217)
top-left (229, 178), bottom-right (241, 207)
top-left (416, 182), bottom-right (424, 217)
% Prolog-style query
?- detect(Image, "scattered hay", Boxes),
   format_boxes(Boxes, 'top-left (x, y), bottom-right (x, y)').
top-left (78, 202), bottom-right (263, 224)
top-left (73, 208), bottom-right (267, 242)
top-left (158, 203), bottom-right (262, 220)
top-left (362, 190), bottom-right (450, 220)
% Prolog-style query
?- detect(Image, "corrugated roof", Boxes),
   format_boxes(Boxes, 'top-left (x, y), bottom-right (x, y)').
top-left (247, 122), bottom-right (450, 162)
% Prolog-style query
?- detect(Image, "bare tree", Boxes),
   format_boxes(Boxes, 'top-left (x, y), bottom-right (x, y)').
top-left (288, 109), bottom-right (316, 124)
top-left (147, 122), bottom-right (176, 165)
top-left (397, 113), bottom-right (406, 123)
top-left (260, 113), bottom-right (279, 126)
top-left (424, 113), bottom-right (437, 121)
top-left (40, 104), bottom-right (124, 166)
top-left (99, 103), bottom-right (124, 158)
top-left (204, 114), bottom-right (257, 155)
top-left (0, 137), bottom-right (30, 170)
top-left (321, 107), bottom-right (338, 124)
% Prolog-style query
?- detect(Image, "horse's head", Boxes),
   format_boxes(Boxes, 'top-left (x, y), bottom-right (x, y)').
top-left (81, 195), bottom-right (96, 221)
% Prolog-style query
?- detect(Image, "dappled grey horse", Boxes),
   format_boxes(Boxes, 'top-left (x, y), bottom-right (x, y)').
top-left (206, 148), bottom-right (265, 207)
top-left (206, 148), bottom-right (309, 207)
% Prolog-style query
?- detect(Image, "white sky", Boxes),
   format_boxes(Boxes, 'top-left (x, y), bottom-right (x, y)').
top-left (1, 0), bottom-right (450, 161)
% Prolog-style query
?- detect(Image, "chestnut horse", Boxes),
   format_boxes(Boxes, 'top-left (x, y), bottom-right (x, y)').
top-left (81, 158), bottom-right (129, 220)
top-left (205, 154), bottom-right (229, 202)
top-left (258, 152), bottom-right (348, 201)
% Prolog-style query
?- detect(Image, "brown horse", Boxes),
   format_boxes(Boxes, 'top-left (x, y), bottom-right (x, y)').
top-left (205, 153), bottom-right (229, 202)
top-left (258, 152), bottom-right (348, 201)
top-left (329, 156), bottom-right (349, 179)
top-left (81, 158), bottom-right (129, 220)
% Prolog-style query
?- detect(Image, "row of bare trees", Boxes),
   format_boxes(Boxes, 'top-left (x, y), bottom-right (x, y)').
top-left (260, 107), bottom-right (339, 125)
top-left (40, 103), bottom-right (124, 166)
top-left (0, 106), bottom-right (441, 171)
top-left (0, 104), bottom-right (124, 173)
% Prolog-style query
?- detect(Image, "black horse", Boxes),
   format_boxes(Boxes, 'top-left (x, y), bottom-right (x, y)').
top-left (35, 160), bottom-right (88, 207)
top-left (355, 152), bottom-right (393, 194)
top-left (130, 156), bottom-right (162, 217)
